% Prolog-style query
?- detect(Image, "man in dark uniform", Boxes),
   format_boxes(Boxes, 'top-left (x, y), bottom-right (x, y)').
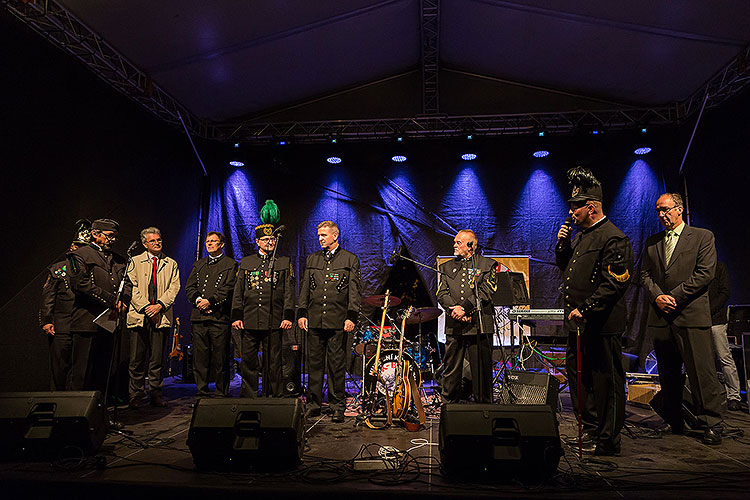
top-left (232, 224), bottom-right (295, 398)
top-left (39, 219), bottom-right (92, 390)
top-left (67, 218), bottom-right (129, 393)
top-left (556, 167), bottom-right (633, 456)
top-left (437, 229), bottom-right (497, 404)
top-left (186, 231), bottom-right (238, 398)
top-left (642, 193), bottom-right (724, 445)
top-left (297, 221), bottom-right (362, 422)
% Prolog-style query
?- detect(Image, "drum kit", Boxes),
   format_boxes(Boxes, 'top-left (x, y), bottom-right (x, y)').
top-left (354, 292), bottom-right (443, 430)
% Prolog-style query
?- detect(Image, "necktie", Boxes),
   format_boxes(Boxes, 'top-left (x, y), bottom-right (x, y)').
top-left (148, 257), bottom-right (158, 304)
top-left (325, 251), bottom-right (333, 261)
top-left (664, 231), bottom-right (676, 266)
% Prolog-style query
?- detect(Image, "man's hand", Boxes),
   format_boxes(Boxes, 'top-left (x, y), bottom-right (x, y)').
top-left (557, 224), bottom-right (572, 241)
top-left (42, 323), bottom-right (55, 336)
top-left (344, 319), bottom-right (355, 332)
top-left (280, 320), bottom-right (293, 330)
top-left (298, 317), bottom-right (308, 332)
top-left (232, 320), bottom-right (244, 330)
top-left (196, 298), bottom-right (211, 311)
top-left (116, 301), bottom-right (128, 313)
top-left (450, 305), bottom-right (465, 320)
top-left (145, 303), bottom-right (163, 318)
top-left (568, 308), bottom-right (584, 324)
top-left (655, 294), bottom-right (677, 314)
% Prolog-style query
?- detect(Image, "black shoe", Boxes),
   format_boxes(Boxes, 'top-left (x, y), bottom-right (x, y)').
top-left (594, 443), bottom-right (621, 456)
top-left (564, 432), bottom-right (596, 453)
top-left (727, 399), bottom-right (742, 412)
top-left (702, 427), bottom-right (722, 445)
top-left (331, 410), bottom-right (345, 423)
top-left (305, 408), bottom-right (321, 419)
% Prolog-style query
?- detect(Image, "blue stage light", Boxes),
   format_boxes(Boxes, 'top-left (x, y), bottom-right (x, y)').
top-left (279, 140), bottom-right (287, 146)
top-left (641, 128), bottom-right (648, 134)
top-left (396, 136), bottom-right (403, 142)
top-left (533, 150), bottom-right (549, 158)
top-left (233, 143), bottom-right (239, 148)
top-left (538, 131), bottom-right (545, 137)
top-left (391, 155), bottom-right (407, 162)
top-left (592, 130), bottom-right (599, 135)
top-left (229, 160), bottom-right (244, 167)
top-left (466, 134), bottom-right (473, 140)
top-left (461, 153), bottom-right (477, 161)
top-left (634, 147), bottom-right (652, 155)
top-left (326, 156), bottom-right (342, 164)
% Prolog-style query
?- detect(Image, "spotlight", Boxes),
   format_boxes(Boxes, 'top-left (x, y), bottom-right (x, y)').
top-left (538, 131), bottom-right (545, 137)
top-left (391, 155), bottom-right (407, 163)
top-left (331, 138), bottom-right (337, 144)
top-left (591, 130), bottom-right (600, 135)
top-left (233, 143), bottom-right (240, 148)
top-left (279, 140), bottom-right (287, 146)
top-left (229, 160), bottom-right (244, 167)
top-left (461, 153), bottom-right (477, 161)
top-left (326, 156), bottom-right (342, 164)
top-left (396, 136), bottom-right (403, 143)
top-left (634, 147), bottom-right (652, 155)
top-left (466, 134), bottom-right (473, 140)
top-left (533, 150), bottom-right (549, 158)
top-left (641, 128), bottom-right (648, 134)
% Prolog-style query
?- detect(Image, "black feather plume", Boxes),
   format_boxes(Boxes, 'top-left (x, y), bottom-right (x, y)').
top-left (566, 166), bottom-right (600, 188)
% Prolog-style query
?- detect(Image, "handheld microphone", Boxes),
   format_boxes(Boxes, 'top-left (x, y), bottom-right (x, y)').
top-left (272, 225), bottom-right (286, 235)
top-left (564, 216), bottom-right (572, 228)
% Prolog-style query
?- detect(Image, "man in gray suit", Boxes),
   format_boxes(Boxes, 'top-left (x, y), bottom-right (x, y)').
top-left (642, 193), bottom-right (724, 445)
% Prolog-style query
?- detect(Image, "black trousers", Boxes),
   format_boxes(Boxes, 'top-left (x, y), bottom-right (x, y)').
top-left (306, 328), bottom-right (346, 412)
top-left (651, 324), bottom-right (724, 429)
top-left (48, 332), bottom-right (73, 391)
top-left (241, 329), bottom-right (283, 398)
top-left (192, 321), bottom-right (232, 397)
top-left (69, 329), bottom-right (112, 394)
top-left (566, 330), bottom-right (625, 449)
top-left (128, 323), bottom-right (168, 399)
top-left (441, 333), bottom-right (492, 404)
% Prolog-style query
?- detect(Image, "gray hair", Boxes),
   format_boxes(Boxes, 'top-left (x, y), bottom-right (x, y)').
top-left (140, 226), bottom-right (162, 244)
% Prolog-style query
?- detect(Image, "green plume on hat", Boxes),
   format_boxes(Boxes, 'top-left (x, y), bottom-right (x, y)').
top-left (260, 199), bottom-right (280, 225)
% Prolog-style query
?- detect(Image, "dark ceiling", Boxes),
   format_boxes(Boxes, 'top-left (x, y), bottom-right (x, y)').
top-left (6, 0), bottom-right (750, 134)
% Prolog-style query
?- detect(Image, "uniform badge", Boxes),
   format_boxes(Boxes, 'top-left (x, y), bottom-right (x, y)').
top-left (607, 265), bottom-right (630, 282)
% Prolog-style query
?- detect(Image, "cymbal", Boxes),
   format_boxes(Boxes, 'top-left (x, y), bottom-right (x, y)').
top-left (405, 307), bottom-right (443, 324)
top-left (363, 294), bottom-right (402, 308)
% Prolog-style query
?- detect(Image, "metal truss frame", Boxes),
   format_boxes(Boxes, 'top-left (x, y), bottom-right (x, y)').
top-left (4, 0), bottom-right (209, 137)
top-left (5, 1), bottom-right (750, 144)
top-left (420, 0), bottom-right (440, 115)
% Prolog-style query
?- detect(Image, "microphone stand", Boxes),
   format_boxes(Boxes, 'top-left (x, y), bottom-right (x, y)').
top-left (104, 247), bottom-right (147, 448)
top-left (391, 251), bottom-right (442, 276)
top-left (468, 245), bottom-right (492, 404)
top-left (263, 231), bottom-right (283, 397)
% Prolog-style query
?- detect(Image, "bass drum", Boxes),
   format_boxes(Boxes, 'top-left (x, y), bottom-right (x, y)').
top-left (365, 349), bottom-right (422, 396)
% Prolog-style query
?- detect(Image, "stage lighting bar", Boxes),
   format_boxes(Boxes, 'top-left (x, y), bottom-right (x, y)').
top-left (326, 156), bottom-right (342, 164)
top-left (392, 155), bottom-right (407, 162)
top-left (634, 147), bottom-right (652, 155)
top-left (461, 153), bottom-right (477, 160)
top-left (533, 150), bottom-right (549, 158)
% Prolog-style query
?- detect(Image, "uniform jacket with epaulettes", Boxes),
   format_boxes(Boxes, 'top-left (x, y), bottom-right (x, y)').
top-left (67, 243), bottom-right (130, 332)
top-left (555, 217), bottom-right (634, 334)
top-left (39, 258), bottom-right (76, 333)
top-left (437, 254), bottom-right (498, 336)
top-left (232, 253), bottom-right (296, 330)
top-left (297, 248), bottom-right (362, 329)
top-left (185, 254), bottom-right (238, 324)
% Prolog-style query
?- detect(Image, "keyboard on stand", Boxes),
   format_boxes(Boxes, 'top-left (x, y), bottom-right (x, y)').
top-left (508, 308), bottom-right (564, 322)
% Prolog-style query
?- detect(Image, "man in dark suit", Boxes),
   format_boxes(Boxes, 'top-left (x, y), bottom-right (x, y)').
top-left (67, 218), bottom-right (129, 393)
top-left (232, 224), bottom-right (296, 398)
top-left (186, 231), bottom-right (238, 398)
top-left (556, 167), bottom-right (633, 456)
top-left (437, 229), bottom-right (497, 404)
top-left (642, 192), bottom-right (724, 445)
top-left (39, 220), bottom-right (92, 390)
top-left (297, 221), bottom-right (362, 422)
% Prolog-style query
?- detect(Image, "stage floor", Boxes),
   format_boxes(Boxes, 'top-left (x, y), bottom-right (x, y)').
top-left (3, 374), bottom-right (750, 499)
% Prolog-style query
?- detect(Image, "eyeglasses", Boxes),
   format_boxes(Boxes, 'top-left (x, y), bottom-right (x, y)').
top-left (258, 237), bottom-right (276, 243)
top-left (655, 206), bottom-right (678, 215)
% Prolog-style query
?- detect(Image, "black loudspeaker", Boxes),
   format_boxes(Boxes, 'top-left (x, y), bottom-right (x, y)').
top-left (493, 272), bottom-right (529, 306)
top-left (0, 391), bottom-right (106, 459)
top-left (187, 398), bottom-right (305, 470)
top-left (499, 370), bottom-right (560, 411)
top-left (439, 404), bottom-right (562, 481)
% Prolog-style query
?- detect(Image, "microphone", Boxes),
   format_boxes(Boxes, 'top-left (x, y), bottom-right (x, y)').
top-left (564, 216), bottom-right (572, 228)
top-left (389, 248), bottom-right (401, 264)
top-left (127, 240), bottom-right (140, 256)
top-left (272, 225), bottom-right (286, 235)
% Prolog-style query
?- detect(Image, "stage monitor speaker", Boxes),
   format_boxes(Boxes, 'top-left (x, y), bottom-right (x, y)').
top-left (498, 370), bottom-right (560, 411)
top-left (493, 272), bottom-right (529, 306)
top-left (439, 404), bottom-right (562, 482)
top-left (0, 391), bottom-right (106, 460)
top-left (187, 398), bottom-right (305, 471)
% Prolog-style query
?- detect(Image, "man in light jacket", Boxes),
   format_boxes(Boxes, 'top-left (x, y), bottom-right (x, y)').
top-left (127, 227), bottom-right (181, 408)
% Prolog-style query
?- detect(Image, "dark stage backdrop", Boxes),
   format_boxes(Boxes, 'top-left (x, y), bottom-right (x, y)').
top-left (2, 9), bottom-right (749, 391)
